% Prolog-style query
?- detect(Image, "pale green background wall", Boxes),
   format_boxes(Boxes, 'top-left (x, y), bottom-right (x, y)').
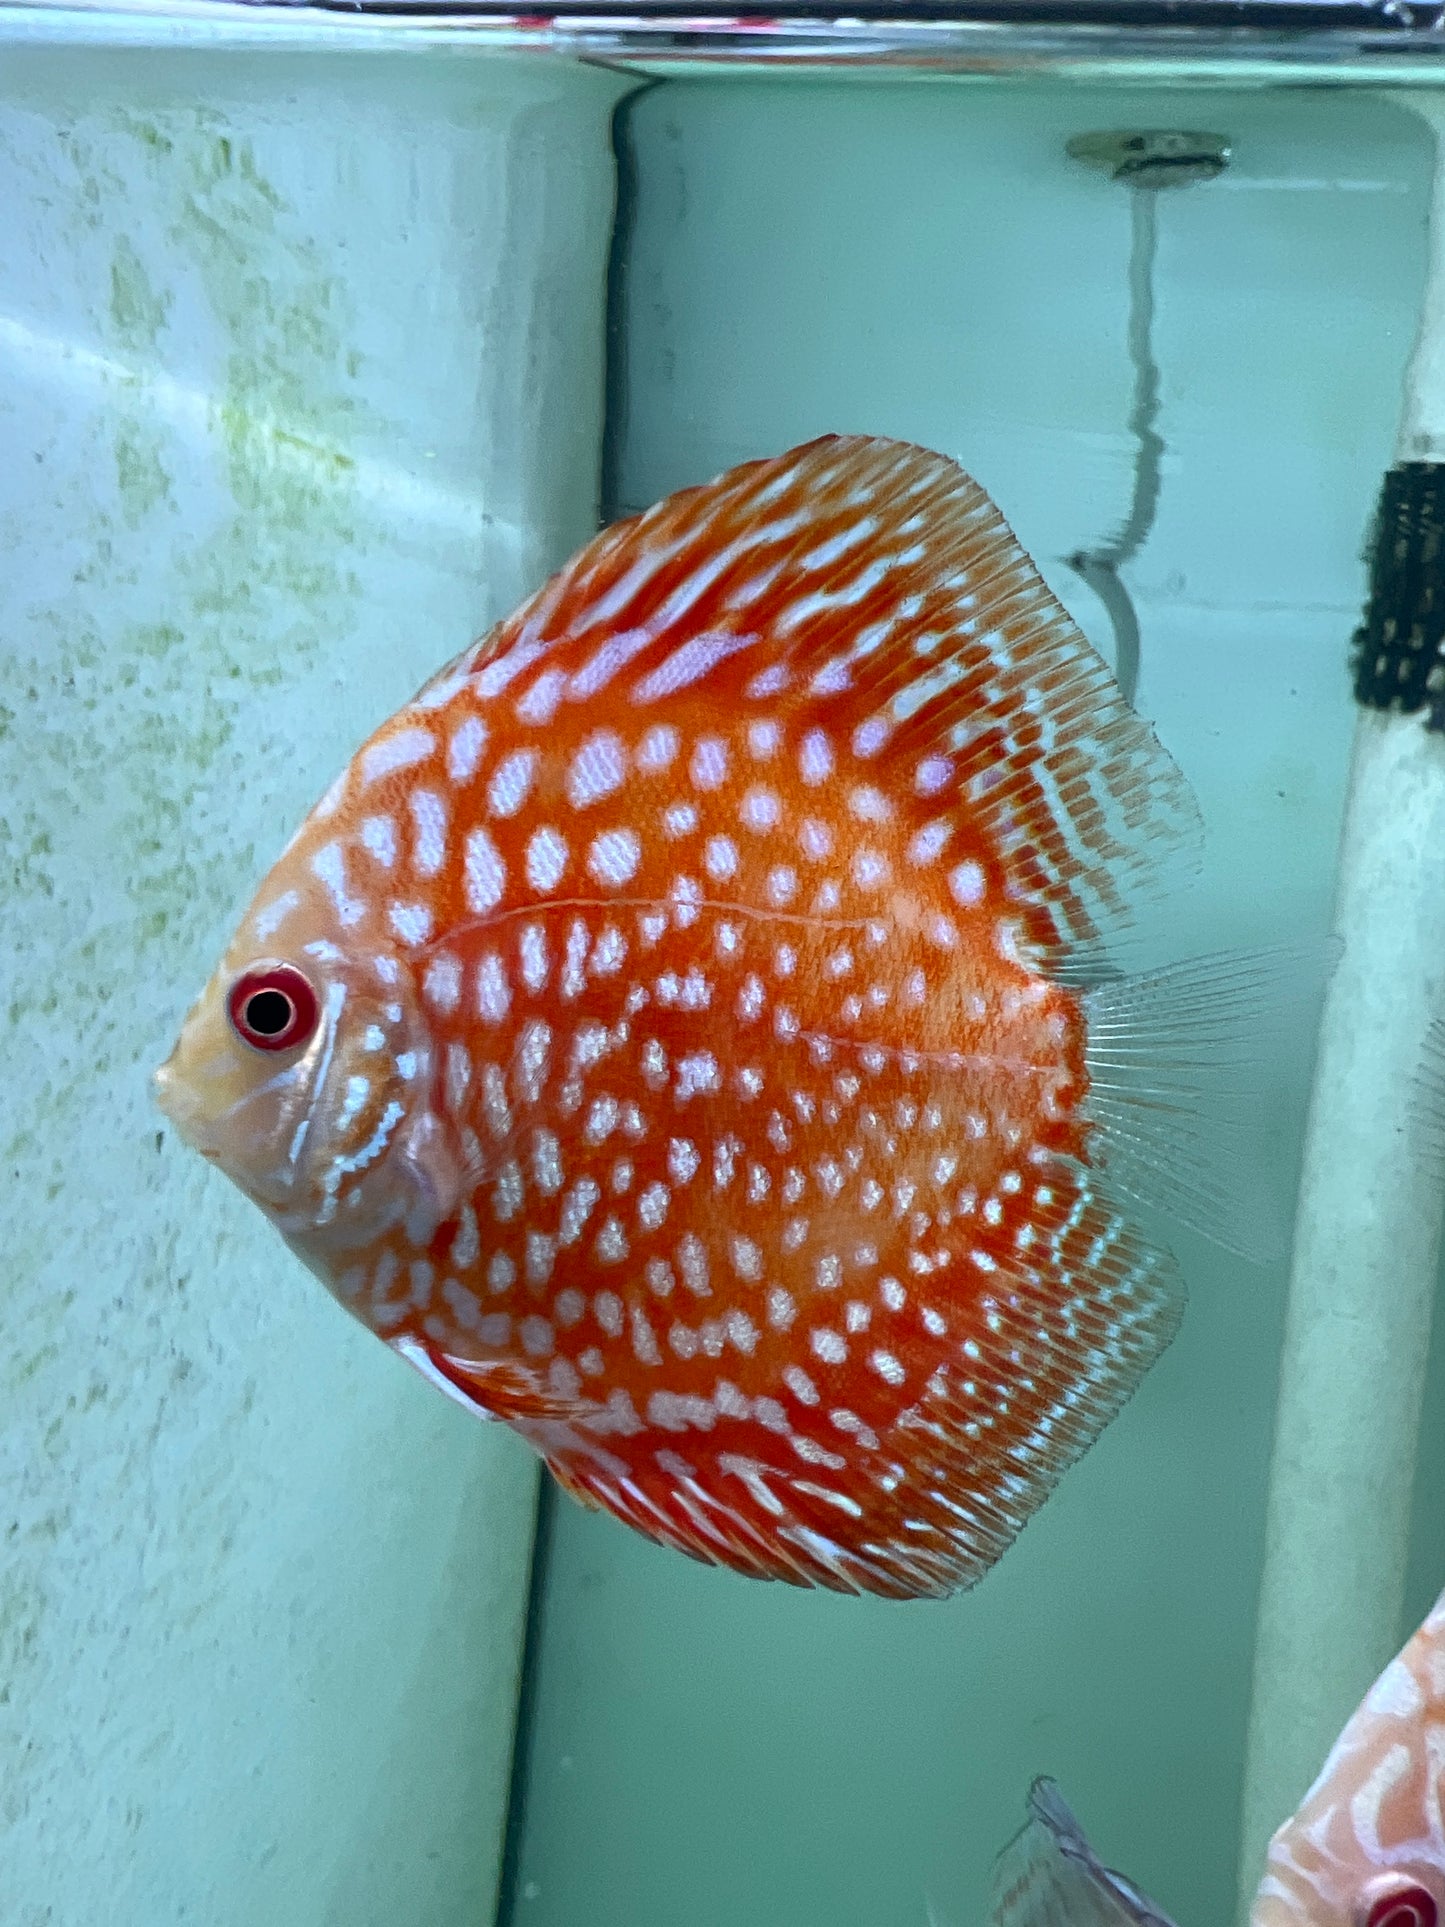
top-left (508, 78), bottom-right (1445, 1927)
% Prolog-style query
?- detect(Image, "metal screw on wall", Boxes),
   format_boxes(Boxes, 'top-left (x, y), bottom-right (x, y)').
top-left (1063, 129), bottom-right (1231, 705)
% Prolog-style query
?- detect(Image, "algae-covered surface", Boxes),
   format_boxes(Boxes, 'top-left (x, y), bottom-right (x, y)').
top-left (0, 50), bottom-right (623, 1927)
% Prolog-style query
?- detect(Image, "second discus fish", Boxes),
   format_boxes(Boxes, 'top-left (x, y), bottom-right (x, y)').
top-left (988, 1587), bottom-right (1445, 1926)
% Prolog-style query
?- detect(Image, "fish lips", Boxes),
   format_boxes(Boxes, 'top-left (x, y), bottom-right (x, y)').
top-left (152, 1042), bottom-right (316, 1217)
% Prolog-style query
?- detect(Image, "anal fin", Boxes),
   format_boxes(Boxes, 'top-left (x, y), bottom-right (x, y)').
top-left (894, 1185), bottom-right (1184, 1594)
top-left (506, 1185), bottom-right (1183, 1602)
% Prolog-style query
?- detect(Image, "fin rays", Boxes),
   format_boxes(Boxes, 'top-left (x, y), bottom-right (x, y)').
top-left (1082, 942), bottom-right (1339, 1261)
top-left (532, 1177), bottom-right (1181, 1600)
top-left (989, 1780), bottom-right (1181, 1927)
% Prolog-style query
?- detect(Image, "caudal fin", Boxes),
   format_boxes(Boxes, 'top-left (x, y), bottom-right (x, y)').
top-left (1081, 939), bottom-right (1341, 1260)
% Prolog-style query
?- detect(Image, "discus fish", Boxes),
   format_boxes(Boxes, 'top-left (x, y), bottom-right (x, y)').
top-left (155, 433), bottom-right (1285, 1600)
top-left (988, 1590), bottom-right (1445, 1927)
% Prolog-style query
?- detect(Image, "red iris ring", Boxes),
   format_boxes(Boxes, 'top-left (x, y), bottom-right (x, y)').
top-left (1365, 1886), bottom-right (1439, 1927)
top-left (227, 963), bottom-right (321, 1054)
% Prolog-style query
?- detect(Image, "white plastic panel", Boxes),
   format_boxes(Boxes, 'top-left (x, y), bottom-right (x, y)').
top-left (0, 43), bottom-right (627, 1927)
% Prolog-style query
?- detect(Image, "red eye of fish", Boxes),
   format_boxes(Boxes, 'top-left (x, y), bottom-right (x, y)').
top-left (1361, 1880), bottom-right (1439, 1927)
top-left (227, 963), bottom-right (320, 1054)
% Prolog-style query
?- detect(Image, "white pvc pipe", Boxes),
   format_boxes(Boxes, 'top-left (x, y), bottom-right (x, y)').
top-left (1234, 92), bottom-right (1445, 1924)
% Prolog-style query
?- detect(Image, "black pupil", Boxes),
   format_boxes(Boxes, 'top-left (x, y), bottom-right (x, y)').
top-left (244, 988), bottom-right (295, 1037)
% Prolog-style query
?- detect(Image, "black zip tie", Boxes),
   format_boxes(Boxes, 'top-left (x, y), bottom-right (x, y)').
top-left (1351, 461), bottom-right (1445, 730)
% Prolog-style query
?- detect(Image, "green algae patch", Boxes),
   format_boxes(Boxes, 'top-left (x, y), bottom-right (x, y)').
top-left (109, 234), bottom-right (170, 353)
top-left (0, 101), bottom-right (379, 1184)
top-left (114, 425), bottom-right (172, 526)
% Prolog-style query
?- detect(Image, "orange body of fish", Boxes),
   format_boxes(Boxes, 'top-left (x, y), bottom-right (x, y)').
top-left (156, 434), bottom-right (1259, 1600)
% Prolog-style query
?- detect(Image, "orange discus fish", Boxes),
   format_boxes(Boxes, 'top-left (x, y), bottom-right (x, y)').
top-left (989, 1591), bottom-right (1445, 1927)
top-left (155, 434), bottom-right (1278, 1600)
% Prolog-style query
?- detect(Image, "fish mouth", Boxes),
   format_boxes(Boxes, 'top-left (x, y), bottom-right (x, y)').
top-left (152, 1052), bottom-right (230, 1163)
top-left (152, 1043), bottom-right (317, 1214)
top-left (153, 1055), bottom-right (229, 1171)
top-left (152, 1056), bottom-right (198, 1139)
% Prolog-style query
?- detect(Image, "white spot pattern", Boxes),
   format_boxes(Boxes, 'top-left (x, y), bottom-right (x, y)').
top-left (360, 816), bottom-right (398, 870)
top-left (361, 727), bottom-right (435, 786)
top-left (950, 859), bottom-right (985, 906)
top-left (476, 954), bottom-right (511, 1024)
top-left (464, 828), bottom-right (506, 914)
top-left (423, 955), bottom-right (461, 1013)
top-left (297, 435), bottom-right (1206, 1607)
top-left (442, 719), bottom-right (484, 790)
top-left (568, 731), bottom-right (627, 808)
top-left (389, 902), bottom-right (433, 947)
top-left (690, 737), bottom-right (728, 790)
top-left (488, 749), bottom-right (537, 819)
top-left (409, 790), bottom-right (448, 878)
top-left (588, 829), bottom-right (642, 887)
top-left (526, 826), bottom-right (568, 893)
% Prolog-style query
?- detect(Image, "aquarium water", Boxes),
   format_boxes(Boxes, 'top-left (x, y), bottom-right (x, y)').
top-left (2, 19), bottom-right (1444, 1927)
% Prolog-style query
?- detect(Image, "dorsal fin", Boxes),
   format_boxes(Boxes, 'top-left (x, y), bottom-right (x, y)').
top-left (417, 435), bottom-right (1200, 968)
top-left (989, 1779), bottom-right (1181, 1927)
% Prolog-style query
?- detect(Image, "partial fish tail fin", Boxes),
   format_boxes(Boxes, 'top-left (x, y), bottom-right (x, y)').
top-left (1080, 938), bottom-right (1343, 1261)
top-left (988, 1779), bottom-right (1181, 1927)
